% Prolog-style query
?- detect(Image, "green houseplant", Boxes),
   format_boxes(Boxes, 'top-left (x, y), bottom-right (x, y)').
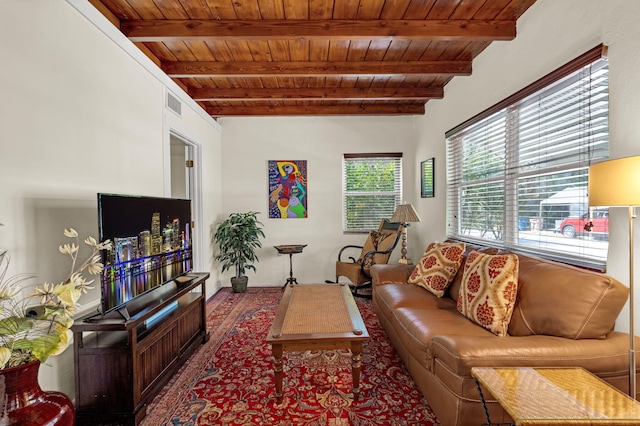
top-left (213, 212), bottom-right (265, 293)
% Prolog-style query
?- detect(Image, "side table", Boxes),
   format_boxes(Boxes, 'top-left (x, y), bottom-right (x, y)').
top-left (471, 367), bottom-right (640, 425)
top-left (274, 244), bottom-right (307, 288)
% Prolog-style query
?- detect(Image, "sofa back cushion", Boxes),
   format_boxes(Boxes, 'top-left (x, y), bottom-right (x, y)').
top-left (508, 253), bottom-right (628, 339)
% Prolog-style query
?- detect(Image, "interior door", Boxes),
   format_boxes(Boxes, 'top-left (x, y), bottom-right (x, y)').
top-left (170, 134), bottom-right (193, 199)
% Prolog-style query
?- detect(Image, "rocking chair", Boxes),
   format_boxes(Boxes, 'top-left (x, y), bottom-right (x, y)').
top-left (331, 219), bottom-right (402, 298)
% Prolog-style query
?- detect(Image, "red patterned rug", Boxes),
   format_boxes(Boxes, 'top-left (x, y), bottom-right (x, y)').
top-left (141, 287), bottom-right (439, 425)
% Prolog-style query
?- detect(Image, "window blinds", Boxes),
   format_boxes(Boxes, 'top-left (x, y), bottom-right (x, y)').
top-left (343, 153), bottom-right (402, 232)
top-left (446, 46), bottom-right (609, 269)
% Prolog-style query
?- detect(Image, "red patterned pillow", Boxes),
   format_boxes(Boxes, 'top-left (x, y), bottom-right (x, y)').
top-left (457, 251), bottom-right (519, 337)
top-left (407, 242), bottom-right (466, 297)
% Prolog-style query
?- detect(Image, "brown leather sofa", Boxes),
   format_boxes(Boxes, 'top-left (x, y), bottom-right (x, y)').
top-left (370, 243), bottom-right (639, 426)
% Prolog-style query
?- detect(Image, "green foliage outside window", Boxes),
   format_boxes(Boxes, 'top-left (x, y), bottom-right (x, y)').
top-left (344, 156), bottom-right (401, 232)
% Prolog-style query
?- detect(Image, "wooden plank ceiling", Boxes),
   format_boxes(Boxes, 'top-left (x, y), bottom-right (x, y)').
top-left (91, 0), bottom-right (536, 117)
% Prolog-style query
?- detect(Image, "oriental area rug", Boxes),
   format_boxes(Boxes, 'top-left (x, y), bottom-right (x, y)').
top-left (142, 287), bottom-right (439, 425)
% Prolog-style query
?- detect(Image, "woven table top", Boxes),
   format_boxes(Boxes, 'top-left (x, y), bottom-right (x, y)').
top-left (472, 367), bottom-right (640, 424)
top-left (281, 285), bottom-right (354, 335)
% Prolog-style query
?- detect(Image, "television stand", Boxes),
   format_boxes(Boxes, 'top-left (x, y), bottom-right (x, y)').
top-left (81, 306), bottom-right (131, 322)
top-left (72, 272), bottom-right (210, 425)
top-left (117, 305), bottom-right (131, 321)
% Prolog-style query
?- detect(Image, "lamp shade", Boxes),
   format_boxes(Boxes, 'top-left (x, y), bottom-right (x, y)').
top-left (391, 203), bottom-right (421, 223)
top-left (589, 156), bottom-right (640, 207)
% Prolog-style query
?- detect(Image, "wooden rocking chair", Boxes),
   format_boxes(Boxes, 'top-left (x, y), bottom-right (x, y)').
top-left (331, 219), bottom-right (402, 298)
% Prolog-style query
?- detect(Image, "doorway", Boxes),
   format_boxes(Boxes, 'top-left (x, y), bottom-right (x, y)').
top-left (168, 131), bottom-right (204, 273)
top-left (170, 134), bottom-right (193, 199)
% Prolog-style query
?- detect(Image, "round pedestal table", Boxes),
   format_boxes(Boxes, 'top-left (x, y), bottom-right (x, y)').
top-left (274, 244), bottom-right (307, 288)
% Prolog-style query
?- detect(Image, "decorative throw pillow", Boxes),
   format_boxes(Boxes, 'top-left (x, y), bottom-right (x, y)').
top-left (357, 230), bottom-right (397, 268)
top-left (407, 242), bottom-right (466, 297)
top-left (457, 251), bottom-right (519, 337)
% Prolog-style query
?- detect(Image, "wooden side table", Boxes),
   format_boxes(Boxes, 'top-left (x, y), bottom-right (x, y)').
top-left (274, 244), bottom-right (307, 288)
top-left (472, 367), bottom-right (640, 425)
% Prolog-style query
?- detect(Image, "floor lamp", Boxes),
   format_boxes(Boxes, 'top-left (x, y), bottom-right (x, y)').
top-left (589, 155), bottom-right (640, 398)
top-left (391, 203), bottom-right (421, 264)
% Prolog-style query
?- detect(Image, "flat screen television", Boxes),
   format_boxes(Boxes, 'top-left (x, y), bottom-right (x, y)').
top-left (97, 193), bottom-right (193, 317)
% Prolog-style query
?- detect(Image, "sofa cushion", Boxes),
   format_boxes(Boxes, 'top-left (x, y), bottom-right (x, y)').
top-left (375, 283), bottom-right (458, 312)
top-left (508, 254), bottom-right (629, 339)
top-left (391, 307), bottom-right (494, 371)
top-left (370, 263), bottom-right (415, 285)
top-left (358, 230), bottom-right (397, 268)
top-left (448, 244), bottom-right (500, 302)
top-left (457, 251), bottom-right (519, 337)
top-left (408, 242), bottom-right (465, 297)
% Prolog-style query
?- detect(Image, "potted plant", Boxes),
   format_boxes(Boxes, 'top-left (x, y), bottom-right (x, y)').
top-left (212, 212), bottom-right (265, 293)
top-left (0, 226), bottom-right (111, 425)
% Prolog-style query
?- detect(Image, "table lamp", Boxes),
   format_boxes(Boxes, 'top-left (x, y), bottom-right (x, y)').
top-left (588, 155), bottom-right (640, 398)
top-left (391, 203), bottom-right (421, 264)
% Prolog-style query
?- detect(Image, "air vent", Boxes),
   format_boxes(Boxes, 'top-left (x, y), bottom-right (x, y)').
top-left (167, 92), bottom-right (182, 116)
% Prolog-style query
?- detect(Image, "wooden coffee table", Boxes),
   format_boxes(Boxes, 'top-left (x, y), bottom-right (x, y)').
top-left (472, 367), bottom-right (640, 425)
top-left (266, 284), bottom-right (369, 404)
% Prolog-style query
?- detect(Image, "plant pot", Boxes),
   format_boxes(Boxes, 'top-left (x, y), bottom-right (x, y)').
top-left (231, 276), bottom-right (248, 293)
top-left (0, 360), bottom-right (75, 425)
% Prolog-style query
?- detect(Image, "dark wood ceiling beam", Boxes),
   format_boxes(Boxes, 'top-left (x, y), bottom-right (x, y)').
top-left (122, 19), bottom-right (516, 42)
top-left (133, 42), bottom-right (161, 67)
top-left (206, 104), bottom-right (425, 117)
top-left (89, 0), bottom-right (120, 28)
top-left (190, 86), bottom-right (444, 101)
top-left (162, 61), bottom-right (471, 78)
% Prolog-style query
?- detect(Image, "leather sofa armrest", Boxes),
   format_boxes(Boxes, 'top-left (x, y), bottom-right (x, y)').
top-left (370, 264), bottom-right (415, 286)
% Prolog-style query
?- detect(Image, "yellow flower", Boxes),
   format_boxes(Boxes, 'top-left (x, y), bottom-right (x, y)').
top-left (49, 329), bottom-right (73, 357)
top-left (0, 348), bottom-right (10, 369)
top-left (0, 284), bottom-right (20, 301)
top-left (69, 273), bottom-right (94, 293)
top-left (32, 282), bottom-right (55, 305)
top-left (97, 240), bottom-right (112, 251)
top-left (86, 255), bottom-right (104, 275)
top-left (84, 236), bottom-right (97, 246)
top-left (58, 243), bottom-right (78, 255)
top-left (55, 317), bottom-right (73, 332)
top-left (57, 287), bottom-right (81, 307)
top-left (63, 228), bottom-right (78, 238)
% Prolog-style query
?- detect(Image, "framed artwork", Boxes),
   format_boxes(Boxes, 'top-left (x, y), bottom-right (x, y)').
top-left (421, 158), bottom-right (435, 198)
top-left (268, 160), bottom-right (308, 218)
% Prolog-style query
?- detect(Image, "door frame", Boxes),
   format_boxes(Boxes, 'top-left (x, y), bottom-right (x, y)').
top-left (164, 127), bottom-right (206, 273)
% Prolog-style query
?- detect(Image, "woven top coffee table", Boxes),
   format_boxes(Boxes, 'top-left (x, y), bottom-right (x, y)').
top-left (472, 367), bottom-right (640, 425)
top-left (266, 283), bottom-right (369, 404)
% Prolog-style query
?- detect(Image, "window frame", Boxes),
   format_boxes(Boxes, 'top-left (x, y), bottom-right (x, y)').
top-left (445, 45), bottom-right (609, 270)
top-left (342, 152), bottom-right (403, 233)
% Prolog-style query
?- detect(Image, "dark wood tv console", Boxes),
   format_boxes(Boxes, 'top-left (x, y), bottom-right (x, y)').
top-left (72, 272), bottom-right (210, 425)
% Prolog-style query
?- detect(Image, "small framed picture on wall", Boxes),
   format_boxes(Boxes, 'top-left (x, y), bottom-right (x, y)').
top-left (421, 158), bottom-right (435, 198)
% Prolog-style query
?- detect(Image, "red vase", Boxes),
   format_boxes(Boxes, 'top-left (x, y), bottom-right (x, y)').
top-left (0, 360), bottom-right (75, 425)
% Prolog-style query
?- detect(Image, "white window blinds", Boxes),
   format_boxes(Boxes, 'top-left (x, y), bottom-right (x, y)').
top-left (446, 45), bottom-right (609, 269)
top-left (343, 153), bottom-right (402, 232)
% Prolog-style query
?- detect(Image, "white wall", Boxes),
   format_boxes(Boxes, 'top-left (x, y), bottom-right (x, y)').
top-left (412, 0), bottom-right (640, 332)
top-left (217, 116), bottom-right (418, 287)
top-left (0, 0), bottom-right (222, 398)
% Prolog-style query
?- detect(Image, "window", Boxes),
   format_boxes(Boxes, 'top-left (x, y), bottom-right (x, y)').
top-left (446, 45), bottom-right (609, 269)
top-left (343, 153), bottom-right (402, 232)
